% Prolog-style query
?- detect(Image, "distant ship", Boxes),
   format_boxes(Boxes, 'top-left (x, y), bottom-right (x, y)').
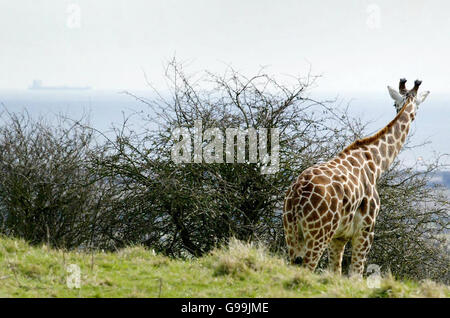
top-left (29, 80), bottom-right (91, 90)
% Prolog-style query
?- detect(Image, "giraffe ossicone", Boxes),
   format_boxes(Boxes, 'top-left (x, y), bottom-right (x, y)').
top-left (283, 78), bottom-right (430, 277)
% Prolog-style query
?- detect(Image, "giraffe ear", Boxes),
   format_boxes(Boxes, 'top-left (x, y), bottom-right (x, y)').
top-left (417, 90), bottom-right (430, 105)
top-left (387, 86), bottom-right (403, 102)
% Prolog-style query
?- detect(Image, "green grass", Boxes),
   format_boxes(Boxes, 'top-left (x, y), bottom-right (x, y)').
top-left (0, 236), bottom-right (448, 298)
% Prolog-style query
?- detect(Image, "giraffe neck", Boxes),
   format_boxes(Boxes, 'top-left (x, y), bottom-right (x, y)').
top-left (341, 99), bottom-right (416, 180)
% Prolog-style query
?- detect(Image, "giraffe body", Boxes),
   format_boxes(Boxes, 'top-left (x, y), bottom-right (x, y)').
top-left (283, 79), bottom-right (430, 276)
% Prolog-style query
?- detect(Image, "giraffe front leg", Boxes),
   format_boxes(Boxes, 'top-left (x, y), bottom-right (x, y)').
top-left (349, 230), bottom-right (374, 278)
top-left (328, 237), bottom-right (348, 275)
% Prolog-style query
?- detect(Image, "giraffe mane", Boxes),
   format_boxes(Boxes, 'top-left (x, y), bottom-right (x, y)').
top-left (342, 97), bottom-right (412, 152)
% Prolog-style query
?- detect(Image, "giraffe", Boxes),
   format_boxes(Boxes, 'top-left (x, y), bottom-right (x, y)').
top-left (283, 79), bottom-right (430, 277)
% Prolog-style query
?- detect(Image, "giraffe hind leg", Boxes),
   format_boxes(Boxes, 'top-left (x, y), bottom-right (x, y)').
top-left (328, 237), bottom-right (348, 275)
top-left (301, 237), bottom-right (329, 272)
top-left (349, 230), bottom-right (374, 277)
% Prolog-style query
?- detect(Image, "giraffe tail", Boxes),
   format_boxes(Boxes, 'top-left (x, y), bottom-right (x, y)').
top-left (283, 193), bottom-right (304, 264)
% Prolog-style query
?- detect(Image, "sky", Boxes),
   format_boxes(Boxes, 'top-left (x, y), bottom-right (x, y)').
top-left (1, 0), bottom-right (450, 94)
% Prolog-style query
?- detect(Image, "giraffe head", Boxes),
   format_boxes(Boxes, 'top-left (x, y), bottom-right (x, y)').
top-left (387, 78), bottom-right (430, 113)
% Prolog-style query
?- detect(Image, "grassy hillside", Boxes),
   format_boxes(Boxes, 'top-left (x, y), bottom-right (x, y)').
top-left (0, 236), bottom-right (448, 298)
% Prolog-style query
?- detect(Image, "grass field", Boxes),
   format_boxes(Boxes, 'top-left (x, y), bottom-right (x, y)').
top-left (0, 236), bottom-right (448, 298)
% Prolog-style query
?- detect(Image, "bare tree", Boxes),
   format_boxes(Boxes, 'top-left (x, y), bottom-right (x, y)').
top-left (0, 110), bottom-right (114, 249)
